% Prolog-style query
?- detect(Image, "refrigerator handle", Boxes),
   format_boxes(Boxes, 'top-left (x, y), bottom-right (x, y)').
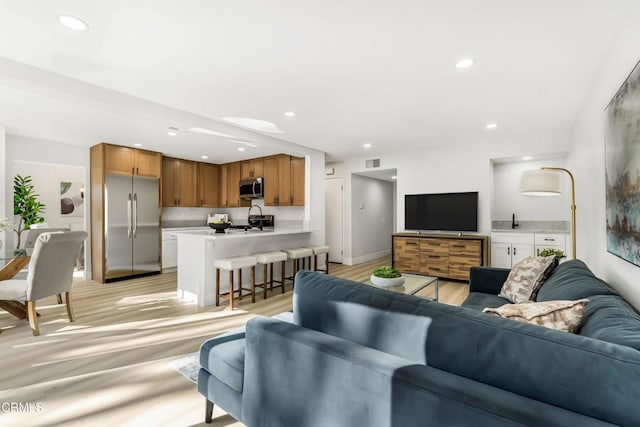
top-left (127, 193), bottom-right (132, 238)
top-left (133, 193), bottom-right (138, 238)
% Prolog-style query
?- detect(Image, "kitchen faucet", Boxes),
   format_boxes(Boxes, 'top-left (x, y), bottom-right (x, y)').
top-left (248, 204), bottom-right (263, 231)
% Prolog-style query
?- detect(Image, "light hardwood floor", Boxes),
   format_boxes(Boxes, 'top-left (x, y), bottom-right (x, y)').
top-left (0, 257), bottom-right (469, 426)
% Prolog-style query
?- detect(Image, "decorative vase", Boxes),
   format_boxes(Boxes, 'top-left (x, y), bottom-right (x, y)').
top-left (370, 274), bottom-right (405, 287)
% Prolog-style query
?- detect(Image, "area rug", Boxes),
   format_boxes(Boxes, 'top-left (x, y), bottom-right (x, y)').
top-left (169, 352), bottom-right (200, 383)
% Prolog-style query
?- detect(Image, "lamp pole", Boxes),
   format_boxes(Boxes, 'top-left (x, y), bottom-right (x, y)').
top-left (541, 167), bottom-right (576, 260)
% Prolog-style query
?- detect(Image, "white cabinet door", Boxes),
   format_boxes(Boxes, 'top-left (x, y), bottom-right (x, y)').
top-left (512, 244), bottom-right (534, 265)
top-left (162, 238), bottom-right (177, 269)
top-left (491, 243), bottom-right (512, 268)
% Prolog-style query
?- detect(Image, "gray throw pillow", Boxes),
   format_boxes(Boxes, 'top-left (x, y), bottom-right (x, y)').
top-left (499, 256), bottom-right (557, 303)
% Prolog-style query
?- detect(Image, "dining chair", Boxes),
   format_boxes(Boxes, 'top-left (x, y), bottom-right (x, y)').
top-left (0, 231), bottom-right (87, 336)
top-left (20, 227), bottom-right (71, 305)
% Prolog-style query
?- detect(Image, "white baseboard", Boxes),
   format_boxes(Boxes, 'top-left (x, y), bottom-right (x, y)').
top-left (343, 249), bottom-right (391, 266)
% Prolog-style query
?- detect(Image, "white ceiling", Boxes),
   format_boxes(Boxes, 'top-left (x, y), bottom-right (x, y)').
top-left (0, 0), bottom-right (636, 162)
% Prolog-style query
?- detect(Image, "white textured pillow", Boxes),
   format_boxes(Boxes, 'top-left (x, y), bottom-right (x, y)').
top-left (499, 256), bottom-right (557, 303)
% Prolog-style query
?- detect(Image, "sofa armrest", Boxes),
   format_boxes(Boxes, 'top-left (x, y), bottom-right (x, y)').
top-left (242, 317), bottom-right (611, 427)
top-left (469, 266), bottom-right (510, 294)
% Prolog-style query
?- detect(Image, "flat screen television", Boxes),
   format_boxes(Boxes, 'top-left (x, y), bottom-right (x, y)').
top-left (405, 192), bottom-right (478, 232)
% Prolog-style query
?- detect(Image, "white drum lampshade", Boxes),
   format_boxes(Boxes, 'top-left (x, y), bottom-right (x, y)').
top-left (520, 169), bottom-right (562, 196)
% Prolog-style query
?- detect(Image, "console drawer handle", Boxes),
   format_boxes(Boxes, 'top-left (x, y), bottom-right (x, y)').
top-left (543, 238), bottom-right (555, 241)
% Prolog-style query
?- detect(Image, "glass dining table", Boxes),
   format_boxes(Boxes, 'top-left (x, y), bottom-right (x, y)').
top-left (0, 249), bottom-right (33, 319)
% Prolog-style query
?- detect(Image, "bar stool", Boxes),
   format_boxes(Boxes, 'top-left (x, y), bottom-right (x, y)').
top-left (310, 245), bottom-right (330, 274)
top-left (214, 256), bottom-right (257, 309)
top-left (253, 251), bottom-right (287, 298)
top-left (284, 247), bottom-right (313, 287)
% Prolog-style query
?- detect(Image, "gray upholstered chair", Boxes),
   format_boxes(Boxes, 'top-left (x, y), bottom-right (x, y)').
top-left (0, 231), bottom-right (87, 336)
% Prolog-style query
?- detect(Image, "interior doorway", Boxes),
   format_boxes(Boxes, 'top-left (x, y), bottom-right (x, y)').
top-left (325, 177), bottom-right (344, 263)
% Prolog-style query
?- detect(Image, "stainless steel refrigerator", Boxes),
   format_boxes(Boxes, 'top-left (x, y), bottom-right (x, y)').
top-left (104, 174), bottom-right (161, 281)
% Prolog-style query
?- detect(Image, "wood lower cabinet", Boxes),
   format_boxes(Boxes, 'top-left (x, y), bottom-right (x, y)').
top-left (393, 234), bottom-right (488, 281)
top-left (393, 237), bottom-right (420, 272)
top-left (198, 163), bottom-right (220, 207)
top-left (162, 157), bottom-right (197, 207)
top-left (104, 144), bottom-right (161, 177)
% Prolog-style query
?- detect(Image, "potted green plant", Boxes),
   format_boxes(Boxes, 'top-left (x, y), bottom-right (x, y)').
top-left (537, 248), bottom-right (566, 260)
top-left (370, 265), bottom-right (405, 287)
top-left (13, 174), bottom-right (46, 251)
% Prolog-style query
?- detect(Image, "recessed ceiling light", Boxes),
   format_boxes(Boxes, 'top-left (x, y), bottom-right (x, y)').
top-left (284, 111), bottom-right (296, 117)
top-left (522, 156), bottom-right (532, 161)
top-left (58, 14), bottom-right (89, 31)
top-left (167, 131), bottom-right (178, 136)
top-left (201, 155), bottom-right (209, 159)
top-left (391, 175), bottom-right (397, 180)
top-left (363, 143), bottom-right (372, 148)
top-left (133, 143), bottom-right (143, 147)
top-left (456, 58), bottom-right (475, 69)
top-left (238, 147), bottom-right (246, 152)
top-left (485, 123), bottom-right (499, 130)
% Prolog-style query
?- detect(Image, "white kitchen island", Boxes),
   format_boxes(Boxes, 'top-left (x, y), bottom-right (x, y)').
top-left (173, 228), bottom-right (318, 307)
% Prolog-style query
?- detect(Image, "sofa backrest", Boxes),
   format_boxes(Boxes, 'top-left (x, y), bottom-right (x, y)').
top-left (293, 270), bottom-right (640, 426)
top-left (537, 259), bottom-right (640, 352)
top-left (293, 272), bottom-right (431, 364)
top-left (536, 260), bottom-right (617, 301)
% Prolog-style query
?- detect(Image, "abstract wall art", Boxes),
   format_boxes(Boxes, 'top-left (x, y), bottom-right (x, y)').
top-left (605, 59), bottom-right (640, 267)
top-left (60, 182), bottom-right (84, 217)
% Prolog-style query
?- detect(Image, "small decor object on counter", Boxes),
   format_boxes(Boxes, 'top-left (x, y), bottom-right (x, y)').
top-left (370, 266), bottom-right (405, 287)
top-left (208, 220), bottom-right (232, 234)
top-left (537, 248), bottom-right (566, 260)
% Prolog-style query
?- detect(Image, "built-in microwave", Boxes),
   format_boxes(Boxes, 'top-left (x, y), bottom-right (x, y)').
top-left (239, 177), bottom-right (264, 199)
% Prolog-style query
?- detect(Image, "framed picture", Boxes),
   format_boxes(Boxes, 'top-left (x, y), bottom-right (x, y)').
top-left (605, 59), bottom-right (640, 267)
top-left (60, 182), bottom-right (84, 217)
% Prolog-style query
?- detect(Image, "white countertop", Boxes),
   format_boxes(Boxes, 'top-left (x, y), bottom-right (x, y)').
top-left (171, 227), bottom-right (317, 240)
top-left (491, 229), bottom-right (569, 234)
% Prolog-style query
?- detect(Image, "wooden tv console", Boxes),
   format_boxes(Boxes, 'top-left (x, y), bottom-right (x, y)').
top-left (392, 233), bottom-right (489, 281)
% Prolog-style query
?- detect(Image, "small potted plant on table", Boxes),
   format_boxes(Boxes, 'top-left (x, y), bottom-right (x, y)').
top-left (370, 265), bottom-right (405, 287)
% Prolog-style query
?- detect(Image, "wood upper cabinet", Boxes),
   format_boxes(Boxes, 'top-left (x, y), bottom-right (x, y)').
top-left (290, 156), bottom-right (305, 206)
top-left (104, 144), bottom-right (161, 177)
top-left (162, 157), bottom-right (197, 207)
top-left (241, 158), bottom-right (264, 179)
top-left (198, 163), bottom-right (220, 207)
top-left (218, 162), bottom-right (245, 207)
top-left (263, 156), bottom-right (280, 206)
top-left (264, 155), bottom-right (305, 206)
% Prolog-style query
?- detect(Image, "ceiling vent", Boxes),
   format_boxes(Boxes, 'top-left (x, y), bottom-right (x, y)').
top-left (365, 159), bottom-right (381, 168)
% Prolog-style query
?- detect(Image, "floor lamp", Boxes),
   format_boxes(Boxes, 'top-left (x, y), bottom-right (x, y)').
top-left (520, 167), bottom-right (576, 260)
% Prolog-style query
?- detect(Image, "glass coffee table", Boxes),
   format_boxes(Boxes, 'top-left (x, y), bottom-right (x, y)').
top-left (362, 273), bottom-right (439, 301)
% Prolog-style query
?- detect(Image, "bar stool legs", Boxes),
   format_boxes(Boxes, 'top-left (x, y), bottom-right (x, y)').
top-left (254, 251), bottom-right (288, 298)
top-left (284, 248), bottom-right (314, 287)
top-left (310, 246), bottom-right (330, 274)
top-left (214, 256), bottom-right (258, 310)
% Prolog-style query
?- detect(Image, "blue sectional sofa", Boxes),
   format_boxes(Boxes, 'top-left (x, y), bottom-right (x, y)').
top-left (198, 264), bottom-right (640, 426)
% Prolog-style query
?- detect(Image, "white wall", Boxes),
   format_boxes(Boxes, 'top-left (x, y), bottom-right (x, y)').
top-left (0, 127), bottom-right (5, 251)
top-left (568, 6), bottom-right (640, 309)
top-left (492, 157), bottom-right (570, 221)
top-left (5, 135), bottom-right (89, 263)
top-left (350, 175), bottom-right (394, 263)
top-left (327, 132), bottom-right (570, 263)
